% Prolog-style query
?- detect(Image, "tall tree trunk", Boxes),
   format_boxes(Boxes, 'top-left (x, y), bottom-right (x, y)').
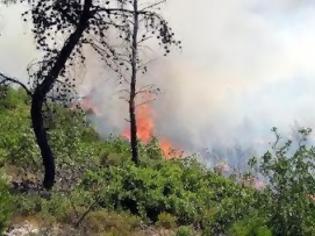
top-left (31, 0), bottom-right (92, 189)
top-left (31, 95), bottom-right (55, 189)
top-left (129, 0), bottom-right (139, 164)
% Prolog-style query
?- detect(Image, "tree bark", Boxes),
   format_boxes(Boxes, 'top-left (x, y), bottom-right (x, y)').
top-left (31, 0), bottom-right (92, 189)
top-left (129, 0), bottom-right (139, 164)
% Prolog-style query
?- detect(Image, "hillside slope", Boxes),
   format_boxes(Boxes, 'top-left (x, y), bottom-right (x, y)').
top-left (1, 88), bottom-right (314, 236)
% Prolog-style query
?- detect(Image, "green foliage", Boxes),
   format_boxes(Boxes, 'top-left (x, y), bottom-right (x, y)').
top-left (13, 193), bottom-right (71, 222)
top-left (0, 88), bottom-right (40, 170)
top-left (82, 157), bottom-right (255, 233)
top-left (228, 215), bottom-right (272, 236)
top-left (0, 173), bottom-right (13, 234)
top-left (2, 88), bottom-right (315, 236)
top-left (249, 127), bottom-right (315, 236)
top-left (0, 86), bottom-right (29, 110)
top-left (81, 210), bottom-right (141, 235)
top-left (176, 226), bottom-right (195, 236)
top-left (0, 89), bottom-right (256, 234)
top-left (156, 212), bottom-right (177, 229)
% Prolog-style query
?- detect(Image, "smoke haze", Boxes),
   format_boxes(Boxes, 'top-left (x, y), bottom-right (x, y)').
top-left (2, 1), bottom-right (315, 166)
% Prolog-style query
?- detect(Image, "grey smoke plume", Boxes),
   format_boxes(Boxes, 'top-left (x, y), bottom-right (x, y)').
top-left (2, 1), bottom-right (315, 167)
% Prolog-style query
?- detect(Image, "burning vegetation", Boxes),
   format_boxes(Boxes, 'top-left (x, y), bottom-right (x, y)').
top-left (79, 95), bottom-right (183, 159)
top-left (122, 104), bottom-right (183, 159)
top-left (2, 81), bottom-right (315, 236)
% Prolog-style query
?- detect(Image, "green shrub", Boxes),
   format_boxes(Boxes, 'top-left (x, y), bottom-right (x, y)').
top-left (0, 88), bottom-right (40, 170)
top-left (228, 215), bottom-right (272, 236)
top-left (82, 157), bottom-right (255, 233)
top-left (80, 210), bottom-right (141, 235)
top-left (156, 212), bottom-right (177, 229)
top-left (176, 226), bottom-right (194, 236)
top-left (249, 128), bottom-right (315, 236)
top-left (39, 193), bottom-right (73, 222)
top-left (0, 173), bottom-right (13, 234)
top-left (8, 87), bottom-right (315, 236)
top-left (12, 193), bottom-right (66, 222)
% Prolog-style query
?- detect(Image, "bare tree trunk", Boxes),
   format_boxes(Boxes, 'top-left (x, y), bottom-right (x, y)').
top-left (129, 0), bottom-right (139, 164)
top-left (31, 0), bottom-right (92, 189)
top-left (31, 95), bottom-right (55, 189)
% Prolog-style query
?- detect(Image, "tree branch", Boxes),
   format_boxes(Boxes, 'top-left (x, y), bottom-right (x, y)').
top-left (0, 72), bottom-right (32, 96)
top-left (140, 0), bottom-right (166, 11)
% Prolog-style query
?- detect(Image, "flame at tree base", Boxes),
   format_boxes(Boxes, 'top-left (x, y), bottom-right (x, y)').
top-left (78, 95), bottom-right (182, 158)
top-left (122, 104), bottom-right (183, 159)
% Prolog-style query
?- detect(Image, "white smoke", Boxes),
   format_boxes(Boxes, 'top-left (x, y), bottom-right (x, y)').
top-left (2, 1), bottom-right (315, 167)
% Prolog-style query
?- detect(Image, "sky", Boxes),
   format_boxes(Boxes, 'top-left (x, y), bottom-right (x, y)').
top-left (1, 1), bottom-right (315, 166)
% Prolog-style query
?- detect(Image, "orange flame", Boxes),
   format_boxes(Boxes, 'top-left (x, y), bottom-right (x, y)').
top-left (123, 104), bottom-right (154, 143)
top-left (123, 104), bottom-right (182, 159)
top-left (160, 138), bottom-right (184, 159)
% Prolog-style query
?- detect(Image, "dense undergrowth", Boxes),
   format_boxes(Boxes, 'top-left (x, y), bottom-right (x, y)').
top-left (0, 87), bottom-right (315, 236)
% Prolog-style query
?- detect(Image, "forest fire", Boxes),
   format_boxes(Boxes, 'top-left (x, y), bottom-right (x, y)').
top-left (79, 95), bottom-right (182, 159)
top-left (122, 104), bottom-right (182, 159)
top-left (160, 138), bottom-right (184, 159)
top-left (122, 104), bottom-right (154, 143)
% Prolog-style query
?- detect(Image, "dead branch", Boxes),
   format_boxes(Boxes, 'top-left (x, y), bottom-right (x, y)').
top-left (0, 72), bottom-right (32, 96)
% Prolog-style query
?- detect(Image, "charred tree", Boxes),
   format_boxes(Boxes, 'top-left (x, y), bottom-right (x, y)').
top-left (1, 0), bottom-right (140, 189)
top-left (129, 0), bottom-right (140, 164)
top-left (106, 0), bottom-right (181, 163)
top-left (1, 0), bottom-right (180, 186)
top-left (30, 0), bottom-right (93, 189)
top-left (0, 0), bottom-right (94, 189)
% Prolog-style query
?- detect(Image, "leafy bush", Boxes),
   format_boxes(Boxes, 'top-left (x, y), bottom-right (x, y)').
top-left (4, 88), bottom-right (315, 236)
top-left (156, 212), bottom-right (177, 229)
top-left (176, 226), bottom-right (195, 236)
top-left (0, 88), bottom-right (257, 235)
top-left (80, 210), bottom-right (141, 235)
top-left (0, 173), bottom-right (13, 233)
top-left (228, 215), bottom-right (272, 236)
top-left (249, 128), bottom-right (315, 236)
top-left (82, 157), bottom-right (255, 233)
top-left (0, 88), bottom-right (40, 170)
